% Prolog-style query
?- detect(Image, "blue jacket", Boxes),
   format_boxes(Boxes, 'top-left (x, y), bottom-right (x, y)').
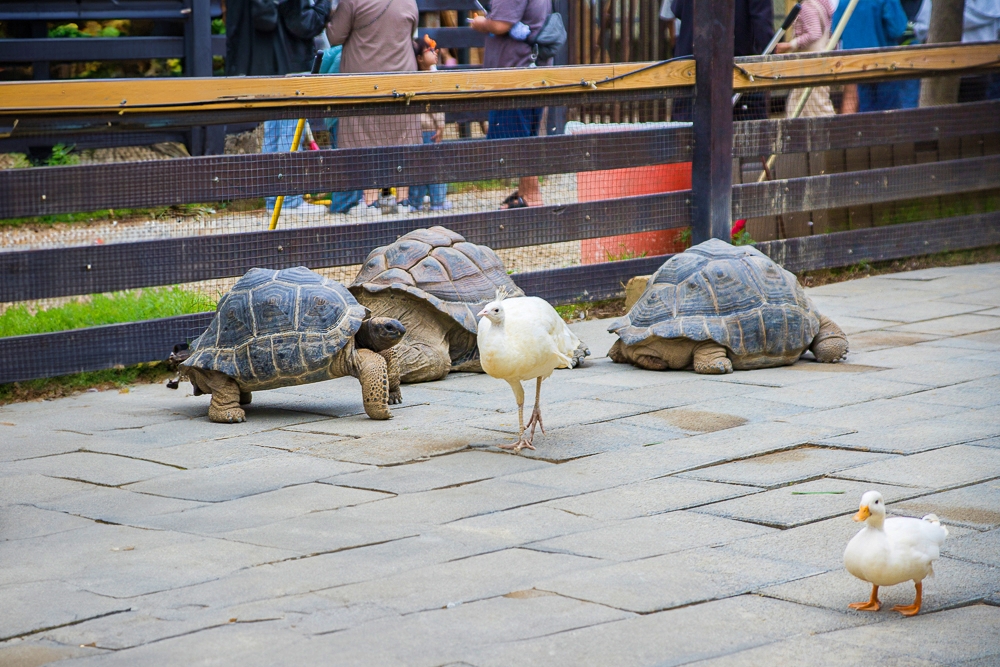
top-left (833, 0), bottom-right (909, 49)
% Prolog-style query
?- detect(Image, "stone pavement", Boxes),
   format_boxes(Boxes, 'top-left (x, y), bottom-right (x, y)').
top-left (2, 262), bottom-right (1000, 666)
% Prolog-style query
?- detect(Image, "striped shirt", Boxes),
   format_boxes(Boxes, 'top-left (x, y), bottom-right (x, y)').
top-left (789, 0), bottom-right (835, 50)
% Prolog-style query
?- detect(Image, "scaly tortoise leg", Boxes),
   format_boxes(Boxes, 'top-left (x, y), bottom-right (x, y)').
top-left (380, 347), bottom-right (402, 405)
top-left (355, 348), bottom-right (392, 420)
top-left (692, 341), bottom-right (733, 375)
top-left (811, 314), bottom-right (849, 363)
top-left (197, 370), bottom-right (245, 424)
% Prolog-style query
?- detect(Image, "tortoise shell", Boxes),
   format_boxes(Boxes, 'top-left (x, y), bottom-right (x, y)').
top-left (609, 239), bottom-right (821, 360)
top-left (349, 226), bottom-right (523, 334)
top-left (183, 266), bottom-right (366, 390)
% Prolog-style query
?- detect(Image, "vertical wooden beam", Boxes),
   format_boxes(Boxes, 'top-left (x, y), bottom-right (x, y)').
top-left (691, 0), bottom-right (734, 244)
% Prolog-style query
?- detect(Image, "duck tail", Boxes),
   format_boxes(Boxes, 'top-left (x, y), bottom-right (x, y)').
top-left (923, 513), bottom-right (949, 537)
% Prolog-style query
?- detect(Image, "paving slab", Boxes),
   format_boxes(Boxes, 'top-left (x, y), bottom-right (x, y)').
top-left (317, 548), bottom-right (599, 615)
top-left (55, 622), bottom-right (307, 667)
top-left (889, 314), bottom-right (1000, 337)
top-left (689, 635), bottom-right (944, 667)
top-left (0, 420), bottom-right (95, 462)
top-left (1, 451), bottom-right (179, 487)
top-left (0, 640), bottom-right (105, 666)
top-left (325, 449), bottom-right (551, 494)
top-left (784, 396), bottom-right (966, 432)
top-left (220, 510), bottom-right (419, 555)
top-left (871, 357), bottom-right (1000, 386)
top-left (832, 444), bottom-right (1000, 490)
top-left (117, 435), bottom-right (286, 469)
top-left (292, 592), bottom-right (634, 667)
top-left (435, 504), bottom-right (603, 550)
top-left (942, 528), bottom-right (1000, 567)
top-left (693, 478), bottom-right (926, 529)
top-left (847, 342), bottom-right (964, 366)
top-left (542, 475), bottom-right (759, 521)
top-left (31, 486), bottom-right (206, 525)
top-left (495, 420), bottom-right (688, 461)
top-left (817, 409), bottom-right (1000, 454)
top-left (845, 329), bottom-right (941, 353)
top-left (330, 476), bottom-right (571, 526)
top-left (890, 480), bottom-right (1000, 530)
top-left (293, 425), bottom-right (506, 465)
top-left (282, 403), bottom-right (486, 438)
top-left (0, 580), bottom-right (130, 642)
top-left (530, 510), bottom-right (775, 561)
top-left (757, 556), bottom-right (998, 615)
top-left (1, 474), bottom-right (105, 507)
top-left (473, 397), bottom-right (654, 434)
top-left (601, 378), bottom-right (756, 409)
top-left (134, 482), bottom-right (390, 535)
top-left (122, 452), bottom-right (369, 502)
top-left (901, 376), bottom-right (1000, 409)
top-left (0, 504), bottom-right (96, 541)
top-left (745, 375), bottom-right (928, 409)
top-left (535, 546), bottom-right (821, 613)
top-left (724, 515), bottom-right (878, 570)
top-left (816, 603), bottom-right (1000, 665)
top-left (678, 446), bottom-right (896, 488)
top-left (464, 594), bottom-right (869, 667)
top-left (861, 300), bottom-right (990, 323)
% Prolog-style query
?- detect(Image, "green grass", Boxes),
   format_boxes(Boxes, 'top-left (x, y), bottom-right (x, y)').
top-left (0, 287), bottom-right (216, 338)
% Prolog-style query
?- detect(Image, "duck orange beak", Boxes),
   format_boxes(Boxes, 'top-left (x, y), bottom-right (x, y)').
top-left (854, 505), bottom-right (871, 522)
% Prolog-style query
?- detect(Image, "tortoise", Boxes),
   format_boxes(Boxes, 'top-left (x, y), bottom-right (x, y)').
top-left (180, 266), bottom-right (406, 423)
top-left (350, 226), bottom-right (590, 383)
top-left (607, 239), bottom-right (848, 374)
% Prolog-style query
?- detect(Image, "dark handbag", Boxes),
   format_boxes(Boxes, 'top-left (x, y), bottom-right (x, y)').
top-left (526, 10), bottom-right (567, 64)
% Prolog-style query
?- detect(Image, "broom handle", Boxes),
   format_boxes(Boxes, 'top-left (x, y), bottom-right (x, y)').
top-left (269, 50), bottom-right (325, 230)
top-left (733, 3), bottom-right (803, 107)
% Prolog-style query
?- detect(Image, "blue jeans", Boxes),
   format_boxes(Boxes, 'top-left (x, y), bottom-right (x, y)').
top-left (408, 131), bottom-right (448, 208)
top-left (263, 119), bottom-right (303, 210)
top-left (858, 80), bottom-right (919, 113)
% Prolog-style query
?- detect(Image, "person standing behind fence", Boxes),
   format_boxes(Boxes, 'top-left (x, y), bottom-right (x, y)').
top-left (470, 0), bottom-right (552, 209)
top-left (405, 36), bottom-right (452, 212)
top-left (226, 0), bottom-right (332, 213)
top-left (834, 0), bottom-right (917, 113)
top-left (775, 0), bottom-right (837, 117)
top-left (326, 0), bottom-right (422, 214)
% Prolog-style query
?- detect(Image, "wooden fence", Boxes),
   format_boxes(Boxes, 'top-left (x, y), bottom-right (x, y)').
top-left (1, 39), bottom-right (999, 384)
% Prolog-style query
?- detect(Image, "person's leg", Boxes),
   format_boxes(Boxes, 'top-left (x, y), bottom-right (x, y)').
top-left (422, 130), bottom-right (449, 208)
top-left (490, 109), bottom-right (544, 207)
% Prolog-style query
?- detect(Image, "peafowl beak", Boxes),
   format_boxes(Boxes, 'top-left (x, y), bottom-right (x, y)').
top-left (477, 308), bottom-right (488, 318)
top-left (854, 505), bottom-right (871, 522)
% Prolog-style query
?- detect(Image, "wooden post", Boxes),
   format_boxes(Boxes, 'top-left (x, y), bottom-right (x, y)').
top-left (691, 0), bottom-right (735, 244)
top-left (184, 0), bottom-right (223, 155)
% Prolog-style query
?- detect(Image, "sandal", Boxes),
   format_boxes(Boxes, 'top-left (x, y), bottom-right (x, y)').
top-left (499, 191), bottom-right (528, 209)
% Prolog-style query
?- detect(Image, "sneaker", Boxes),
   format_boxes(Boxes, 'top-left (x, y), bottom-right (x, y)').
top-left (430, 201), bottom-right (453, 212)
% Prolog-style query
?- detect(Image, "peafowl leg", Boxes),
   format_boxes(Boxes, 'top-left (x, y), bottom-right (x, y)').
top-left (848, 584), bottom-right (881, 612)
top-left (498, 380), bottom-right (535, 453)
top-left (525, 377), bottom-right (545, 441)
top-left (892, 581), bottom-right (922, 616)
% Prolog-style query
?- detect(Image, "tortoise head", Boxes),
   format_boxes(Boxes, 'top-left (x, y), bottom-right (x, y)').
top-left (356, 317), bottom-right (406, 352)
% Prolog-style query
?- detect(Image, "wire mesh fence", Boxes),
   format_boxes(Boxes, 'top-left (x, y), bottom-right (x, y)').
top-left (1, 44), bottom-right (999, 383)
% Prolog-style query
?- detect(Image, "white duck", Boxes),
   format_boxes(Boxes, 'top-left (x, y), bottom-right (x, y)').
top-left (477, 287), bottom-right (584, 453)
top-left (843, 490), bottom-right (948, 616)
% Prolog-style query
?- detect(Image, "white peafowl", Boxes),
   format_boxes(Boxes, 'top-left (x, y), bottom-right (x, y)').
top-left (476, 287), bottom-right (587, 453)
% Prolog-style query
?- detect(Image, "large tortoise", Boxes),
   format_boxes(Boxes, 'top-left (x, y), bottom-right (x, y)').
top-left (181, 266), bottom-right (406, 423)
top-left (608, 239), bottom-right (848, 373)
top-left (350, 226), bottom-right (588, 383)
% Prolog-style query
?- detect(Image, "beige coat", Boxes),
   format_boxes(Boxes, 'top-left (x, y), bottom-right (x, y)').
top-left (326, 0), bottom-right (422, 148)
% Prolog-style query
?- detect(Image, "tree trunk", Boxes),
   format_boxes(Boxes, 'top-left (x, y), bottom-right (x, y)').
top-left (919, 0), bottom-right (966, 106)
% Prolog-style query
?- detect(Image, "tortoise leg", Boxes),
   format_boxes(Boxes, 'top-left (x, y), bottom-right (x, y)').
top-left (570, 342), bottom-right (591, 369)
top-left (380, 347), bottom-right (402, 405)
top-left (355, 348), bottom-right (392, 420)
top-left (198, 370), bottom-right (245, 423)
top-left (811, 315), bottom-right (849, 363)
top-left (608, 339), bottom-right (629, 364)
top-left (692, 341), bottom-right (733, 374)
